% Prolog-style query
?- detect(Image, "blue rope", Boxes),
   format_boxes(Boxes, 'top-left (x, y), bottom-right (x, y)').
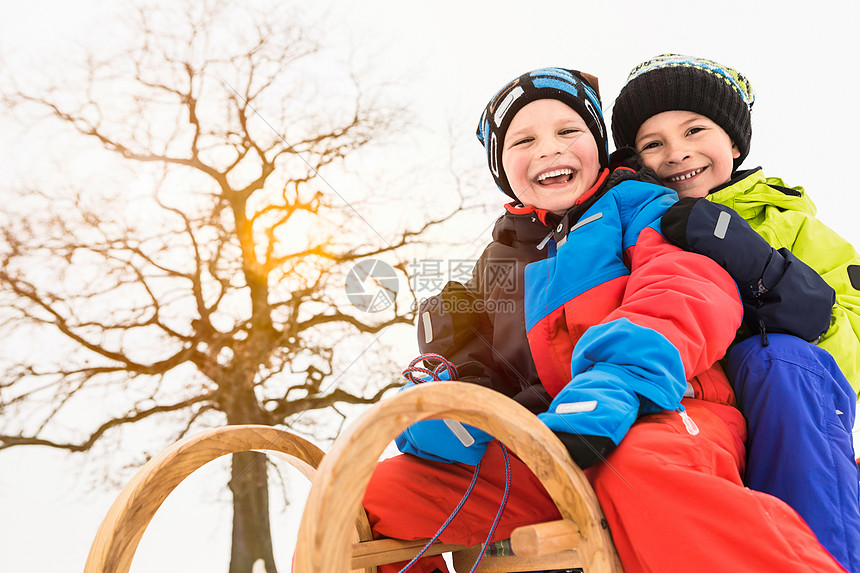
top-left (467, 443), bottom-right (511, 573)
top-left (397, 353), bottom-right (511, 573)
top-left (396, 457), bottom-right (483, 573)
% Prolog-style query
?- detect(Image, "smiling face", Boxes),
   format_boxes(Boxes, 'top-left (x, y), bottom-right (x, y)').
top-left (501, 99), bottom-right (601, 214)
top-left (635, 110), bottom-right (740, 199)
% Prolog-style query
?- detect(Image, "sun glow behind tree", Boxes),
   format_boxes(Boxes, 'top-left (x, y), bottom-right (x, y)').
top-left (0, 2), bottom-right (483, 571)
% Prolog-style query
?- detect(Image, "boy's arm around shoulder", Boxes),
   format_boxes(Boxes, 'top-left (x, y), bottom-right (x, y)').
top-left (662, 197), bottom-right (835, 342)
top-left (615, 181), bottom-right (744, 380)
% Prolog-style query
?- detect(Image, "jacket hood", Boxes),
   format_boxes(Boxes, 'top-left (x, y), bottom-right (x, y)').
top-left (492, 205), bottom-right (559, 248)
top-left (709, 168), bottom-right (817, 218)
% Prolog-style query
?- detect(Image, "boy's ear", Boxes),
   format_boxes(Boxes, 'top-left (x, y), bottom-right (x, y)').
top-left (731, 142), bottom-right (741, 159)
top-left (581, 72), bottom-right (600, 98)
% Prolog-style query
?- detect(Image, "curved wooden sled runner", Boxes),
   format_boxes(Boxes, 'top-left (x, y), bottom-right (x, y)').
top-left (83, 425), bottom-right (339, 573)
top-left (294, 381), bottom-right (623, 573)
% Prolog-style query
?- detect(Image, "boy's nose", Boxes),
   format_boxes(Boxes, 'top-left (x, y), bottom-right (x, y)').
top-left (538, 138), bottom-right (565, 158)
top-left (664, 141), bottom-right (690, 163)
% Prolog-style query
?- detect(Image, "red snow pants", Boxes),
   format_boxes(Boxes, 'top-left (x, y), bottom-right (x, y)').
top-left (363, 440), bottom-right (561, 573)
top-left (362, 399), bottom-right (847, 573)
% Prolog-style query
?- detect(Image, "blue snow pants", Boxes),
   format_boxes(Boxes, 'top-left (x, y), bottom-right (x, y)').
top-left (727, 334), bottom-right (860, 573)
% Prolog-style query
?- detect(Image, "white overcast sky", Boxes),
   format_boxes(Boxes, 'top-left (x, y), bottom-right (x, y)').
top-left (1, 1), bottom-right (859, 572)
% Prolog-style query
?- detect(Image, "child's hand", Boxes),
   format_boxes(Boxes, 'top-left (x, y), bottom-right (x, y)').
top-left (395, 410), bottom-right (494, 465)
top-left (538, 373), bottom-right (639, 469)
top-left (661, 197), bottom-right (767, 283)
top-left (662, 198), bottom-right (834, 341)
top-left (394, 354), bottom-right (494, 464)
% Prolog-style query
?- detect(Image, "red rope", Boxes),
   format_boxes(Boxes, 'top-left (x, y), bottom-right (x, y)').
top-left (401, 353), bottom-right (459, 384)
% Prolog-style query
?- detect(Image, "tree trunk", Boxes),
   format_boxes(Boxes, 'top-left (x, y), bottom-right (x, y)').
top-left (229, 450), bottom-right (278, 573)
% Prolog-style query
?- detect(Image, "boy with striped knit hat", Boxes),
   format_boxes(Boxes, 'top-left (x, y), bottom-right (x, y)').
top-left (612, 53), bottom-right (860, 571)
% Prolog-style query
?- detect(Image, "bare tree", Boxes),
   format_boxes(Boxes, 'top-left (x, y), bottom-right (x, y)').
top-left (0, 2), bottom-right (476, 571)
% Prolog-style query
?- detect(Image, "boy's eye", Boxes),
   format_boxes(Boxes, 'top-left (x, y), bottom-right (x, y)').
top-left (560, 128), bottom-right (582, 135)
top-left (686, 127), bottom-right (705, 136)
top-left (510, 137), bottom-right (533, 147)
top-left (639, 141), bottom-right (660, 151)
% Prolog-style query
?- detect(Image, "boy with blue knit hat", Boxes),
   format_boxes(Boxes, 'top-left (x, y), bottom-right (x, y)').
top-left (362, 66), bottom-right (848, 573)
top-left (613, 53), bottom-right (860, 572)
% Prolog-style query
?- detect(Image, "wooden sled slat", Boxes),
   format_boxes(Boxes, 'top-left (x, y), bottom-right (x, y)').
top-left (512, 518), bottom-right (582, 556)
top-left (451, 544), bottom-right (582, 573)
top-left (351, 538), bottom-right (469, 570)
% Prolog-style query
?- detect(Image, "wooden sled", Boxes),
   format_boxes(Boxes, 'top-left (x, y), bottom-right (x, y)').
top-left (84, 382), bottom-right (622, 572)
top-left (294, 381), bottom-right (624, 573)
top-left (83, 425), bottom-right (335, 573)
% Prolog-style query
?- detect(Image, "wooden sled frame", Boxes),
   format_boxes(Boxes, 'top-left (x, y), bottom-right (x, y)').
top-left (84, 382), bottom-right (622, 572)
top-left (294, 381), bottom-right (623, 573)
top-left (83, 425), bottom-right (332, 573)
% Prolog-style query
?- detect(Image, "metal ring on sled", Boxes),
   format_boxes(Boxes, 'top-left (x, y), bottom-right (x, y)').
top-left (293, 381), bottom-right (624, 573)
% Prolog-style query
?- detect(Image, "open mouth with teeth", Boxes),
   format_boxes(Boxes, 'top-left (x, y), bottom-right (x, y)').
top-left (536, 168), bottom-right (576, 185)
top-left (666, 167), bottom-right (705, 183)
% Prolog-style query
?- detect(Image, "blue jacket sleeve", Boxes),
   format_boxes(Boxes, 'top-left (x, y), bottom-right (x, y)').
top-left (537, 318), bottom-right (680, 445)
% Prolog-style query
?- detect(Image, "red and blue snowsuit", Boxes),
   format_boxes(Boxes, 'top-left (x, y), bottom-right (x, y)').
top-left (363, 167), bottom-right (847, 573)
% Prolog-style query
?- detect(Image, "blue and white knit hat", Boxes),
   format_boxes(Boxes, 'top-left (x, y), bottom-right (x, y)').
top-left (612, 54), bottom-right (756, 169)
top-left (477, 67), bottom-right (609, 200)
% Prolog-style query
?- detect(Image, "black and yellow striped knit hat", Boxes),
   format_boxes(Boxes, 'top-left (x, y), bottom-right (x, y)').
top-left (612, 54), bottom-right (756, 169)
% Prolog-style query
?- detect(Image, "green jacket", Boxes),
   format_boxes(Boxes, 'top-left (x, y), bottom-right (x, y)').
top-left (708, 168), bottom-right (860, 396)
